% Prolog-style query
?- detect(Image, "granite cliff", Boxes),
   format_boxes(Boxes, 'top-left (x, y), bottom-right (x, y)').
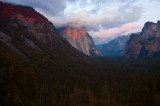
top-left (58, 25), bottom-right (102, 56)
top-left (125, 21), bottom-right (160, 58)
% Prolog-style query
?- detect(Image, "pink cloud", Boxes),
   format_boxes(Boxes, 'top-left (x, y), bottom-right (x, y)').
top-left (93, 23), bottom-right (139, 39)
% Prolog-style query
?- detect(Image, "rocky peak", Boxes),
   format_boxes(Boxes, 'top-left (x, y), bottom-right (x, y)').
top-left (141, 21), bottom-right (160, 38)
top-left (157, 21), bottom-right (160, 29)
top-left (58, 24), bottom-right (102, 56)
top-left (125, 21), bottom-right (160, 58)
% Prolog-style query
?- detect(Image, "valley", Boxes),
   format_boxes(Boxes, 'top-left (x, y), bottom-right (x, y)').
top-left (0, 1), bottom-right (160, 106)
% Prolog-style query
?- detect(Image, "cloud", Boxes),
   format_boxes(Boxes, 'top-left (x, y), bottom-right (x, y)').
top-left (51, 0), bottom-right (143, 44)
top-left (92, 23), bottom-right (139, 44)
top-left (0, 0), bottom-right (73, 15)
top-left (52, 1), bottom-right (142, 31)
top-left (0, 0), bottom-right (143, 44)
top-left (1, 0), bottom-right (142, 29)
top-left (149, 0), bottom-right (160, 2)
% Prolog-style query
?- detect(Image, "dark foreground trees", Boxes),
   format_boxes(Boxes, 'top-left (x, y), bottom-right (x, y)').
top-left (0, 42), bottom-right (160, 105)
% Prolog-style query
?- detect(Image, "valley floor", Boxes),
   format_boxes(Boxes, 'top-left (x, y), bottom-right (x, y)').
top-left (0, 43), bottom-right (160, 106)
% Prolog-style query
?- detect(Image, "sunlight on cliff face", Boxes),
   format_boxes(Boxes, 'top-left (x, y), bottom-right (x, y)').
top-left (0, 2), bottom-right (48, 23)
top-left (62, 24), bottom-right (87, 39)
top-left (63, 29), bottom-right (86, 39)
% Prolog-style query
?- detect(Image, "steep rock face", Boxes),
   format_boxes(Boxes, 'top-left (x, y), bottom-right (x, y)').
top-left (97, 35), bottom-right (130, 56)
top-left (139, 37), bottom-right (160, 58)
top-left (58, 25), bottom-right (101, 56)
top-left (0, 1), bottom-right (69, 50)
top-left (0, 1), bottom-right (90, 62)
top-left (125, 34), bottom-right (146, 58)
top-left (125, 21), bottom-right (160, 58)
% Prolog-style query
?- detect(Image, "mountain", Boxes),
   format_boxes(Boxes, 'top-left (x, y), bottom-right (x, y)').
top-left (0, 2), bottom-right (95, 105)
top-left (0, 1), bottom-right (90, 63)
top-left (1, 2), bottom-right (160, 106)
top-left (141, 21), bottom-right (160, 38)
top-left (97, 35), bottom-right (130, 56)
top-left (0, 1), bottom-right (61, 49)
top-left (125, 21), bottom-right (160, 58)
top-left (58, 24), bottom-right (102, 56)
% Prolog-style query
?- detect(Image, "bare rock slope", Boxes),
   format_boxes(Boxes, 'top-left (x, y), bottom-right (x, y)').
top-left (125, 21), bottom-right (160, 58)
top-left (58, 25), bottom-right (102, 56)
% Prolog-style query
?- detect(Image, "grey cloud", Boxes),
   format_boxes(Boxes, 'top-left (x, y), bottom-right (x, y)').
top-left (0, 0), bottom-right (142, 26)
top-left (149, 0), bottom-right (160, 2)
top-left (0, 0), bottom-right (143, 44)
top-left (52, 0), bottom-right (142, 32)
top-left (0, 0), bottom-right (72, 16)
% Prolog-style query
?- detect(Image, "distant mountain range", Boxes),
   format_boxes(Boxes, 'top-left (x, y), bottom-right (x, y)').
top-left (97, 35), bottom-right (130, 56)
top-left (97, 20), bottom-right (160, 58)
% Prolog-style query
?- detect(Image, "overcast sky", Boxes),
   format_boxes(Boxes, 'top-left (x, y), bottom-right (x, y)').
top-left (1, 0), bottom-right (160, 44)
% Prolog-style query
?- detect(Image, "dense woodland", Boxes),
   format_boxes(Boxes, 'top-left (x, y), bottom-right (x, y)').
top-left (0, 39), bottom-right (160, 106)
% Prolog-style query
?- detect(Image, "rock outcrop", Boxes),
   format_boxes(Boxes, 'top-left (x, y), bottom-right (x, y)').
top-left (125, 21), bottom-right (160, 58)
top-left (58, 25), bottom-right (102, 56)
top-left (97, 35), bottom-right (130, 56)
